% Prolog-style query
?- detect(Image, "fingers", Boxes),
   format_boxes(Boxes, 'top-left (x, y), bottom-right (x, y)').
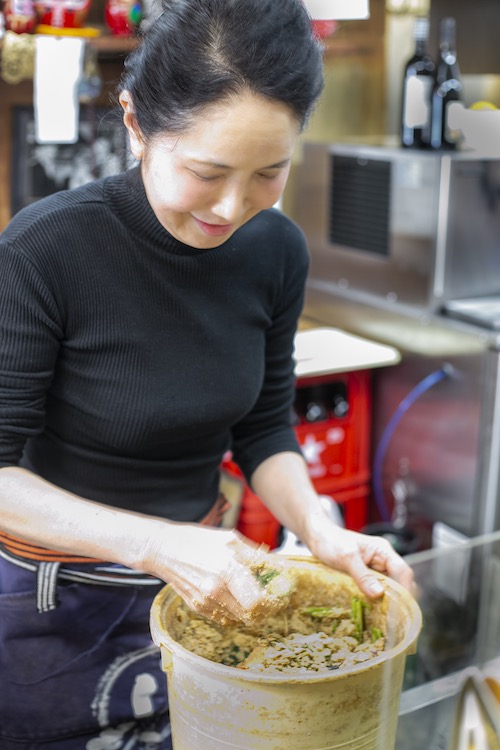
top-left (170, 576), bottom-right (246, 625)
top-left (226, 564), bottom-right (264, 608)
top-left (313, 525), bottom-right (415, 599)
top-left (228, 533), bottom-right (269, 560)
top-left (341, 553), bottom-right (386, 598)
top-left (224, 542), bottom-right (292, 622)
top-left (378, 548), bottom-right (415, 592)
top-left (168, 532), bottom-right (283, 625)
top-left (355, 538), bottom-right (414, 597)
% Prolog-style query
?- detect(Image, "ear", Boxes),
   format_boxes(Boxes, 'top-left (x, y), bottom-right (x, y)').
top-left (119, 90), bottom-right (145, 161)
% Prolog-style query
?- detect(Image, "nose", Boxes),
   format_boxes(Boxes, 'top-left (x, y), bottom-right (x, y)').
top-left (211, 181), bottom-right (249, 223)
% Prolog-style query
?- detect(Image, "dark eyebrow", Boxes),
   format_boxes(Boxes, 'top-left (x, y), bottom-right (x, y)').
top-left (191, 158), bottom-right (290, 170)
top-left (260, 159), bottom-right (290, 169)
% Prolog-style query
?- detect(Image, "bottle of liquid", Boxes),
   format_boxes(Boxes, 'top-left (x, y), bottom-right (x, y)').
top-left (430, 17), bottom-right (463, 150)
top-left (401, 16), bottom-right (435, 149)
top-left (327, 382), bottom-right (350, 418)
top-left (303, 386), bottom-right (328, 423)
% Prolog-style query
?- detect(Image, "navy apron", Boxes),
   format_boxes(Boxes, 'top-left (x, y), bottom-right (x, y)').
top-left (0, 551), bottom-right (172, 750)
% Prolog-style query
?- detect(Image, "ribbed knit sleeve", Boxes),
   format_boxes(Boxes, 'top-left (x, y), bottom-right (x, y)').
top-left (229, 213), bottom-right (309, 483)
top-left (0, 240), bottom-right (63, 465)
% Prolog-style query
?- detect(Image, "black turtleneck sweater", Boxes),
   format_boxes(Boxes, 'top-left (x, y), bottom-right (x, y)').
top-left (0, 168), bottom-right (308, 522)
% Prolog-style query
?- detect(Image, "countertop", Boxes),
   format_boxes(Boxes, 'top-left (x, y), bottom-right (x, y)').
top-left (294, 326), bottom-right (400, 378)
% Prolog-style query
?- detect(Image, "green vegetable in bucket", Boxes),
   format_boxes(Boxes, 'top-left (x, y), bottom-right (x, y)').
top-left (255, 568), bottom-right (281, 587)
top-left (371, 627), bottom-right (383, 643)
top-left (351, 597), bottom-right (367, 644)
top-left (301, 606), bottom-right (337, 618)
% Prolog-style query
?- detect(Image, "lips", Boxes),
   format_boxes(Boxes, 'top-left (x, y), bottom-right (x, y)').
top-left (193, 217), bottom-right (234, 237)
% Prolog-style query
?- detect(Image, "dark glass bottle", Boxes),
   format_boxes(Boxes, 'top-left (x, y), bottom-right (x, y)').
top-left (430, 17), bottom-right (463, 150)
top-left (401, 16), bottom-right (435, 149)
top-left (327, 382), bottom-right (349, 418)
top-left (303, 386), bottom-right (328, 423)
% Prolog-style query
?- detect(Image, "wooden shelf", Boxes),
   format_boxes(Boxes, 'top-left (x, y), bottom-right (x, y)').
top-left (323, 37), bottom-right (380, 58)
top-left (0, 28), bottom-right (138, 58)
top-left (87, 29), bottom-right (139, 55)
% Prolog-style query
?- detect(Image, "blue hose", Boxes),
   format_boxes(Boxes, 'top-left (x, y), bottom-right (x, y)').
top-left (372, 366), bottom-right (451, 522)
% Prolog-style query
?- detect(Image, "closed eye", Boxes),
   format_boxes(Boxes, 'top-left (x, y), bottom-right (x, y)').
top-left (258, 171), bottom-right (281, 180)
top-left (189, 170), bottom-right (222, 182)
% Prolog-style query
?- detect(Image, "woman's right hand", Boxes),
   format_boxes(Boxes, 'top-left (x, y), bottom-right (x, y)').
top-left (147, 523), bottom-right (289, 625)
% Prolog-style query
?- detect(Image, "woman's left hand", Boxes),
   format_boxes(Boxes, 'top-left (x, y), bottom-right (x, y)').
top-left (250, 452), bottom-right (414, 599)
top-left (306, 517), bottom-right (414, 598)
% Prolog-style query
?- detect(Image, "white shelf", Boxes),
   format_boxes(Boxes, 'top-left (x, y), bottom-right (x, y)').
top-left (294, 326), bottom-right (401, 378)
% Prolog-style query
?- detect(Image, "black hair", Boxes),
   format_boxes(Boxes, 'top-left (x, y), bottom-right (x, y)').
top-left (119, 0), bottom-right (324, 139)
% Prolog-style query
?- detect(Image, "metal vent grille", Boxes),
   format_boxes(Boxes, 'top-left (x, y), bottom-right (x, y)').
top-left (328, 155), bottom-right (391, 257)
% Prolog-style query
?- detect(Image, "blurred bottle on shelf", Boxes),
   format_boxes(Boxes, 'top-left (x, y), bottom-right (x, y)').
top-left (303, 386), bottom-right (328, 423)
top-left (328, 382), bottom-right (349, 418)
top-left (293, 383), bottom-right (350, 424)
top-left (430, 16), bottom-right (464, 150)
top-left (294, 386), bottom-right (329, 424)
top-left (400, 16), bottom-right (435, 149)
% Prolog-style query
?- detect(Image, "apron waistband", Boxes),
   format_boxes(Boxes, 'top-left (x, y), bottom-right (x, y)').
top-left (0, 546), bottom-right (164, 612)
top-left (0, 531), bottom-right (106, 563)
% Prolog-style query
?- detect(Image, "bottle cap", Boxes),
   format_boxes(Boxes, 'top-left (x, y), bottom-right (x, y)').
top-left (440, 16), bottom-right (456, 44)
top-left (414, 16), bottom-right (429, 41)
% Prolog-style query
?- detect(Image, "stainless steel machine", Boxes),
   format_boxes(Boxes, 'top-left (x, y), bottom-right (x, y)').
top-left (292, 142), bottom-right (500, 542)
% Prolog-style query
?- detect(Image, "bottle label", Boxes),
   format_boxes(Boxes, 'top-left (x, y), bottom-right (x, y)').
top-left (404, 76), bottom-right (432, 128)
top-left (445, 100), bottom-right (465, 144)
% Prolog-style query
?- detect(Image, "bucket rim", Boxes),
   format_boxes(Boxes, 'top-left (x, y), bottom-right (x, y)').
top-left (150, 556), bottom-right (422, 685)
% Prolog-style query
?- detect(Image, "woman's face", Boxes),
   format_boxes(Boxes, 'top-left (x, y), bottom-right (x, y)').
top-left (121, 91), bottom-right (301, 249)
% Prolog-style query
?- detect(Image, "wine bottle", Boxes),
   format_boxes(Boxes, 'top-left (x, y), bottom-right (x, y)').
top-left (401, 16), bottom-right (435, 149)
top-left (430, 17), bottom-right (463, 150)
top-left (303, 386), bottom-right (328, 423)
top-left (327, 382), bottom-right (349, 418)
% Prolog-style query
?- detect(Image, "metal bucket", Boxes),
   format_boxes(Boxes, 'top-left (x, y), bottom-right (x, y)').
top-left (150, 557), bottom-right (422, 750)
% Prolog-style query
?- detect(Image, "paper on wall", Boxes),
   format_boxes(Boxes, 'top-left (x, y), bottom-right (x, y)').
top-left (34, 35), bottom-right (85, 144)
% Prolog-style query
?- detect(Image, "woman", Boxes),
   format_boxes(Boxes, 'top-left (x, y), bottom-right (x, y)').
top-left (0, 0), bottom-right (413, 747)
